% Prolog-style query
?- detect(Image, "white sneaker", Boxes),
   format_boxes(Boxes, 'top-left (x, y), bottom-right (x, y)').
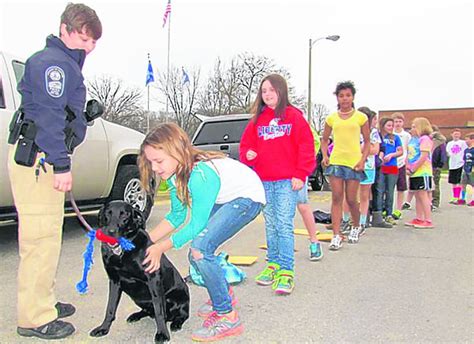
top-left (348, 226), bottom-right (360, 244)
top-left (329, 235), bottom-right (343, 251)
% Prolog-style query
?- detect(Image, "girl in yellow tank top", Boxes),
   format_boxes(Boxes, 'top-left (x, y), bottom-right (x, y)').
top-left (320, 81), bottom-right (370, 250)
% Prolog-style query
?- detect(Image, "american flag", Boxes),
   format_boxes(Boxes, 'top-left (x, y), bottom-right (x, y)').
top-left (162, 0), bottom-right (171, 28)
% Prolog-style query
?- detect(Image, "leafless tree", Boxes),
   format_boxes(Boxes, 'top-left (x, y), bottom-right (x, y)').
top-left (198, 57), bottom-right (252, 116)
top-left (234, 52), bottom-right (277, 110)
top-left (157, 66), bottom-right (201, 134)
top-left (312, 103), bottom-right (331, 133)
top-left (197, 53), bottom-right (297, 116)
top-left (87, 75), bottom-right (147, 132)
top-left (198, 58), bottom-right (228, 116)
top-left (291, 94), bottom-right (307, 115)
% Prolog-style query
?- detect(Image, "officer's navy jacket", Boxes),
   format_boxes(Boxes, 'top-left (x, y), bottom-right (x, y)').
top-left (18, 35), bottom-right (87, 173)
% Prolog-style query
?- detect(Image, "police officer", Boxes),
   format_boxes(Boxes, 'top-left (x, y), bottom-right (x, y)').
top-left (7, 3), bottom-right (102, 340)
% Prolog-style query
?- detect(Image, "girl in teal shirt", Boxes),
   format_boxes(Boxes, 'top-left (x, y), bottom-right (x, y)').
top-left (138, 123), bottom-right (265, 342)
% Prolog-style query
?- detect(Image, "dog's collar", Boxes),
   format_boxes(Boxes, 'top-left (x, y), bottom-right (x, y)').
top-left (109, 243), bottom-right (123, 256)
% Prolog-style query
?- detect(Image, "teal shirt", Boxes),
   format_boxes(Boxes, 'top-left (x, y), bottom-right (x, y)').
top-left (166, 162), bottom-right (221, 249)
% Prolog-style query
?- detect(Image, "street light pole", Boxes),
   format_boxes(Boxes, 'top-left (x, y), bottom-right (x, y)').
top-left (307, 35), bottom-right (340, 127)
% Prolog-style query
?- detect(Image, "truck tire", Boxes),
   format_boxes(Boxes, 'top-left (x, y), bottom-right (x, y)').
top-left (108, 165), bottom-right (154, 220)
top-left (310, 167), bottom-right (325, 191)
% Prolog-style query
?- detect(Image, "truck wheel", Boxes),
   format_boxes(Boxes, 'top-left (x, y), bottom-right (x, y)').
top-left (108, 165), bottom-right (154, 220)
top-left (310, 167), bottom-right (325, 191)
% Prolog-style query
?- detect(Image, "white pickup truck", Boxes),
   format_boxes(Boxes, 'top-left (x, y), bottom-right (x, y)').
top-left (0, 51), bottom-right (154, 222)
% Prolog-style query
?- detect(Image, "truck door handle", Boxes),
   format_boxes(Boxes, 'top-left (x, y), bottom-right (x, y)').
top-left (220, 145), bottom-right (229, 150)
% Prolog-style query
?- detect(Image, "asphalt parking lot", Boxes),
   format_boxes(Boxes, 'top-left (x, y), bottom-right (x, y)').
top-left (0, 179), bottom-right (472, 343)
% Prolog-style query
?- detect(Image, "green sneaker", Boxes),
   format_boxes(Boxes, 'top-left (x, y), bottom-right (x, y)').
top-left (255, 263), bottom-right (280, 286)
top-left (392, 209), bottom-right (402, 220)
top-left (385, 215), bottom-right (397, 225)
top-left (273, 270), bottom-right (294, 295)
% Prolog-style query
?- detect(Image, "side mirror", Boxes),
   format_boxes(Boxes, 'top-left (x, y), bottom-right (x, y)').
top-left (84, 99), bottom-right (104, 122)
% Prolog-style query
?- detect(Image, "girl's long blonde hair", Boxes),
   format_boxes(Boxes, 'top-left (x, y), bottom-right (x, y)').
top-left (138, 123), bottom-right (225, 206)
top-left (412, 117), bottom-right (433, 137)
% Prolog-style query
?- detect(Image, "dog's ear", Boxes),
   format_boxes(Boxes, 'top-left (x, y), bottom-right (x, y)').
top-left (98, 204), bottom-right (107, 227)
top-left (132, 207), bottom-right (145, 229)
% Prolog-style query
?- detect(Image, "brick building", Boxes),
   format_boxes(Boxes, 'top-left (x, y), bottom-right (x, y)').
top-left (378, 107), bottom-right (474, 139)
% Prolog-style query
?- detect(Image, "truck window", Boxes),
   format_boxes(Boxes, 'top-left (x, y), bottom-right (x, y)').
top-left (12, 60), bottom-right (25, 84)
top-left (0, 74), bottom-right (5, 109)
top-left (193, 119), bottom-right (249, 145)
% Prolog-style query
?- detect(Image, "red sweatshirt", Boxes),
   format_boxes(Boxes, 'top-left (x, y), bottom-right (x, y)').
top-left (240, 105), bottom-right (316, 182)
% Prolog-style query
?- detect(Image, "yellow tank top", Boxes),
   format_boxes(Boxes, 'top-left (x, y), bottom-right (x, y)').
top-left (326, 110), bottom-right (368, 168)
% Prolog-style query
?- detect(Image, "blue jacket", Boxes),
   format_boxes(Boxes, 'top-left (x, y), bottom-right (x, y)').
top-left (18, 35), bottom-right (87, 173)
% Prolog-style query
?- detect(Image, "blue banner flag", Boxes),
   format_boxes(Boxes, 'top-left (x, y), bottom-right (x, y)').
top-left (182, 67), bottom-right (190, 86)
top-left (146, 60), bottom-right (154, 86)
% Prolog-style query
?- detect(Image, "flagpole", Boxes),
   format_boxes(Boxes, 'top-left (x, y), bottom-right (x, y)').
top-left (147, 84), bottom-right (150, 132)
top-left (147, 53), bottom-right (150, 133)
top-left (165, 5), bottom-right (171, 118)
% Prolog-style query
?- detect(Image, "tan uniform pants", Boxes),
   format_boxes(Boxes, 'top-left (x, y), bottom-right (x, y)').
top-left (7, 145), bottom-right (64, 328)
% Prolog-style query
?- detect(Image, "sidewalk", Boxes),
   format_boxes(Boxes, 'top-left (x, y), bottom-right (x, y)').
top-left (0, 179), bottom-right (471, 343)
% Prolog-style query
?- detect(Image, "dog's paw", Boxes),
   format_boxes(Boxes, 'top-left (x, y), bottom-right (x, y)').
top-left (90, 326), bottom-right (110, 337)
top-left (127, 310), bottom-right (148, 323)
top-left (154, 331), bottom-right (170, 343)
top-left (170, 321), bottom-right (184, 332)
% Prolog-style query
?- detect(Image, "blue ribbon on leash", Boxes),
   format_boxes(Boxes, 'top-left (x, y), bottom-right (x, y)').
top-left (76, 229), bottom-right (135, 294)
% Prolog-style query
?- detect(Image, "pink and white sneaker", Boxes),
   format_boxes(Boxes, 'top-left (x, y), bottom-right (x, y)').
top-left (196, 287), bottom-right (238, 318)
top-left (414, 220), bottom-right (434, 229)
top-left (192, 311), bottom-right (244, 342)
top-left (404, 218), bottom-right (424, 227)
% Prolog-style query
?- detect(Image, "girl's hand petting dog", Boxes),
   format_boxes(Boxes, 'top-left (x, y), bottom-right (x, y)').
top-left (143, 243), bottom-right (164, 273)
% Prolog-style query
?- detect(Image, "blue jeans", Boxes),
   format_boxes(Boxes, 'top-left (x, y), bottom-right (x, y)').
top-left (189, 197), bottom-right (262, 314)
top-left (375, 173), bottom-right (398, 215)
top-left (262, 179), bottom-right (298, 271)
top-left (372, 168), bottom-right (383, 211)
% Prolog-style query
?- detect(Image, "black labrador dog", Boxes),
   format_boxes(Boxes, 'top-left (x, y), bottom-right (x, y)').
top-left (90, 200), bottom-right (190, 343)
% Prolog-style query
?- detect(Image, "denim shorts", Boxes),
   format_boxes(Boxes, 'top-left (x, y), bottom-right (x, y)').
top-left (297, 179), bottom-right (309, 204)
top-left (360, 168), bottom-right (375, 185)
top-left (324, 165), bottom-right (366, 181)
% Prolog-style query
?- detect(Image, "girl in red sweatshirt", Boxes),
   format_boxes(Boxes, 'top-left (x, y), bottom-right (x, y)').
top-left (240, 74), bottom-right (315, 295)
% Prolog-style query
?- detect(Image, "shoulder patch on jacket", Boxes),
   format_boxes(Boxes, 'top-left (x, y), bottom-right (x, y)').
top-left (44, 66), bottom-right (65, 98)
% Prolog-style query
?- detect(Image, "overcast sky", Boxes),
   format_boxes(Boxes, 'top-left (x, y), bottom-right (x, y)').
top-left (1, 0), bottom-right (473, 113)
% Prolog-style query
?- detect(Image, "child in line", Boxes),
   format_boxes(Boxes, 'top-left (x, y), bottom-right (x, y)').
top-left (139, 123), bottom-right (265, 341)
top-left (392, 112), bottom-right (412, 219)
top-left (405, 118), bottom-right (434, 228)
top-left (371, 120), bottom-right (394, 229)
top-left (297, 181), bottom-right (324, 260)
top-left (446, 128), bottom-right (468, 204)
top-left (430, 125), bottom-right (447, 210)
top-left (357, 107), bottom-right (381, 236)
top-left (240, 74), bottom-right (315, 295)
top-left (377, 118), bottom-right (403, 225)
top-left (297, 126), bottom-right (323, 261)
top-left (460, 133), bottom-right (474, 206)
top-left (321, 81), bottom-right (370, 249)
